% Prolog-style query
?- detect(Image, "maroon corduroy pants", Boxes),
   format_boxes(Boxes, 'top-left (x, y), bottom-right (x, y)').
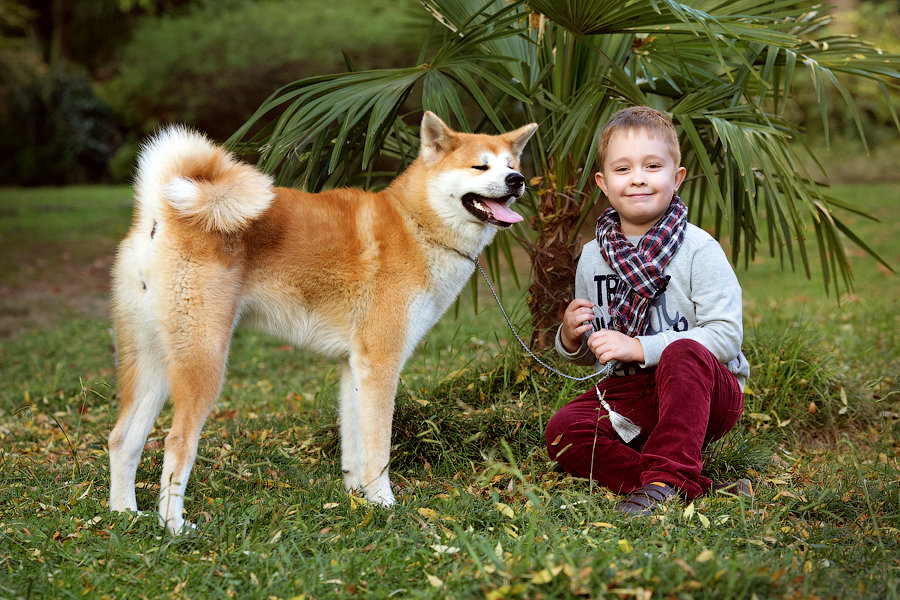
top-left (545, 339), bottom-right (744, 499)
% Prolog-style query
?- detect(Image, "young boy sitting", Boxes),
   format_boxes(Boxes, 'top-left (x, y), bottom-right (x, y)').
top-left (544, 106), bottom-right (751, 515)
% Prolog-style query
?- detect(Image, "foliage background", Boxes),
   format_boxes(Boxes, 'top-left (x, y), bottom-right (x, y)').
top-left (0, 0), bottom-right (897, 186)
top-left (0, 0), bottom-right (423, 184)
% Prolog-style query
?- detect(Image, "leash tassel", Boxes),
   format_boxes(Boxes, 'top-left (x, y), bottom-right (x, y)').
top-left (598, 387), bottom-right (641, 443)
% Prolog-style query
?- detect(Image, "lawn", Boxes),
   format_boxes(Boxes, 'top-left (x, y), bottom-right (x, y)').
top-left (0, 183), bottom-right (897, 599)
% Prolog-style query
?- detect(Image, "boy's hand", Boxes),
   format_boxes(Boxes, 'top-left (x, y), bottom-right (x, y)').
top-left (587, 329), bottom-right (645, 365)
top-left (560, 298), bottom-right (597, 353)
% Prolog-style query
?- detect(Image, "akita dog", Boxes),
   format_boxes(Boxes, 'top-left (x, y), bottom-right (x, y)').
top-left (108, 112), bottom-right (537, 533)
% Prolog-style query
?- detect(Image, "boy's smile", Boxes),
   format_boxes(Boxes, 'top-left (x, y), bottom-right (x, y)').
top-left (595, 129), bottom-right (686, 237)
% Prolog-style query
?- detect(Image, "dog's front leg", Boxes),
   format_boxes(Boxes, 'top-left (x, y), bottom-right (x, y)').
top-left (340, 352), bottom-right (399, 506)
top-left (339, 359), bottom-right (364, 491)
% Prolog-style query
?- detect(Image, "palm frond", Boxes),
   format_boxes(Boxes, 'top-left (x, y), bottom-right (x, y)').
top-left (227, 1), bottom-right (528, 188)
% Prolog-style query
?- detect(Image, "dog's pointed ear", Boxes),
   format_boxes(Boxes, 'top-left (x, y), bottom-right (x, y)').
top-left (502, 123), bottom-right (538, 159)
top-left (419, 111), bottom-right (456, 165)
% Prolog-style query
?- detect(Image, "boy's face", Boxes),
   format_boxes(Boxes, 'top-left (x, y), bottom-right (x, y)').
top-left (595, 128), bottom-right (686, 237)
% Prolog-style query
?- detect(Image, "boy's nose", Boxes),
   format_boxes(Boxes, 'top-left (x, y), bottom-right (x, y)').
top-left (631, 169), bottom-right (648, 183)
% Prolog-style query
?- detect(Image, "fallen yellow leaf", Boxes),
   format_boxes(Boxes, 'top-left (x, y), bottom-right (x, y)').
top-left (531, 569), bottom-right (554, 584)
top-left (672, 558), bottom-right (696, 576)
top-left (487, 584), bottom-right (527, 599)
top-left (417, 507), bottom-right (440, 520)
top-left (696, 549), bottom-right (714, 563)
top-left (697, 512), bottom-right (710, 528)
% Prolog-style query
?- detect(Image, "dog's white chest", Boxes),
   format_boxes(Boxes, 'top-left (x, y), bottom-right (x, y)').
top-left (401, 253), bottom-right (477, 358)
top-left (403, 293), bottom-right (441, 359)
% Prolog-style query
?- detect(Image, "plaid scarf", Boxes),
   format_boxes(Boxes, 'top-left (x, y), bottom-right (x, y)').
top-left (595, 195), bottom-right (687, 337)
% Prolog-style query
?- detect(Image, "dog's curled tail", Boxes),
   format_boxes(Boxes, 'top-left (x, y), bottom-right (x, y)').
top-left (135, 125), bottom-right (274, 234)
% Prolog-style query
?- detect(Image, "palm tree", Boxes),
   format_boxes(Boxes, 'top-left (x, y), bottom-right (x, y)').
top-left (229, 0), bottom-right (898, 347)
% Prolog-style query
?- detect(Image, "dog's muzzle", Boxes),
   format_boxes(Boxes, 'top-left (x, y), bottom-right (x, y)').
top-left (462, 172), bottom-right (526, 228)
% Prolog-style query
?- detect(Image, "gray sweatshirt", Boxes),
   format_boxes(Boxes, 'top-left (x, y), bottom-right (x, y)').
top-left (555, 223), bottom-right (750, 389)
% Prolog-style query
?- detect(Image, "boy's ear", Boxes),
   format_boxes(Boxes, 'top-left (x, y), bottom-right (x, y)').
top-left (674, 166), bottom-right (686, 190)
top-left (594, 171), bottom-right (607, 196)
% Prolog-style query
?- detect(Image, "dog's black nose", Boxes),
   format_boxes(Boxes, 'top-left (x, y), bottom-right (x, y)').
top-left (506, 172), bottom-right (525, 187)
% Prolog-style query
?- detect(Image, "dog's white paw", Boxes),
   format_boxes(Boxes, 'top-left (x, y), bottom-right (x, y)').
top-left (364, 478), bottom-right (396, 506)
top-left (110, 508), bottom-right (158, 526)
top-left (343, 470), bottom-right (363, 492)
top-left (109, 497), bottom-right (139, 513)
top-left (159, 514), bottom-right (196, 536)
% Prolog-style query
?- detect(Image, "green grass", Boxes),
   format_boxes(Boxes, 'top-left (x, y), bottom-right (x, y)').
top-left (0, 184), bottom-right (898, 599)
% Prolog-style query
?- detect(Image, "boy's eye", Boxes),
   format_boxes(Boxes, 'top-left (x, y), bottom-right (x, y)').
top-left (472, 165), bottom-right (489, 171)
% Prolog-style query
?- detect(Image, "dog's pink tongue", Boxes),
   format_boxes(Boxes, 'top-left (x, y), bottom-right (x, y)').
top-left (483, 199), bottom-right (523, 224)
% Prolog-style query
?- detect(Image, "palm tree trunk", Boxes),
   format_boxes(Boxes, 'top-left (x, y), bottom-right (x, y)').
top-left (526, 186), bottom-right (583, 349)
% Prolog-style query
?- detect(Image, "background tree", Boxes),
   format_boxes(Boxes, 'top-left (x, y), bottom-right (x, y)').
top-left (0, 0), bottom-right (157, 184)
top-left (227, 0), bottom-right (896, 346)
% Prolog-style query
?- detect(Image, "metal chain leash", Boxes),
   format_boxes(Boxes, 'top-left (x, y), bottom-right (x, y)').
top-left (471, 257), bottom-right (616, 383)
top-left (469, 256), bottom-right (640, 441)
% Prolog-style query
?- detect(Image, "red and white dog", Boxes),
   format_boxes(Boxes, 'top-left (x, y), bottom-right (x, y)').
top-left (108, 113), bottom-right (537, 533)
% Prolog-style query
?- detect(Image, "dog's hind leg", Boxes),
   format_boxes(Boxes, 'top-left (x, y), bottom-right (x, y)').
top-left (156, 340), bottom-right (231, 535)
top-left (156, 282), bottom-right (239, 535)
top-left (108, 323), bottom-right (170, 514)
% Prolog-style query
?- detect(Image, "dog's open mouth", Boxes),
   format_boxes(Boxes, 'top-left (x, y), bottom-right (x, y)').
top-left (462, 193), bottom-right (524, 228)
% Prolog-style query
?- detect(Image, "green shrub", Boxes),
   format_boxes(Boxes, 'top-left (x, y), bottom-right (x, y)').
top-left (107, 138), bottom-right (141, 183)
top-left (310, 361), bottom-right (564, 476)
top-left (742, 323), bottom-right (849, 432)
top-left (101, 0), bottom-right (421, 142)
top-left (0, 68), bottom-right (122, 185)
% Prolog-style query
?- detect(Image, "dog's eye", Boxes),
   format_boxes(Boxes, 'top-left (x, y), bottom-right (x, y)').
top-left (471, 165), bottom-right (489, 171)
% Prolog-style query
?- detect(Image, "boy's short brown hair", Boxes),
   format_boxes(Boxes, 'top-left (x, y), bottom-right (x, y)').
top-left (597, 106), bottom-right (681, 169)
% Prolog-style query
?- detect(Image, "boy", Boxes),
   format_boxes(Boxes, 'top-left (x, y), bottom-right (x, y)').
top-left (544, 106), bottom-right (751, 515)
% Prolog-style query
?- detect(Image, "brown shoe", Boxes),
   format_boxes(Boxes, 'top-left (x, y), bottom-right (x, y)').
top-left (616, 482), bottom-right (679, 516)
top-left (711, 478), bottom-right (753, 497)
